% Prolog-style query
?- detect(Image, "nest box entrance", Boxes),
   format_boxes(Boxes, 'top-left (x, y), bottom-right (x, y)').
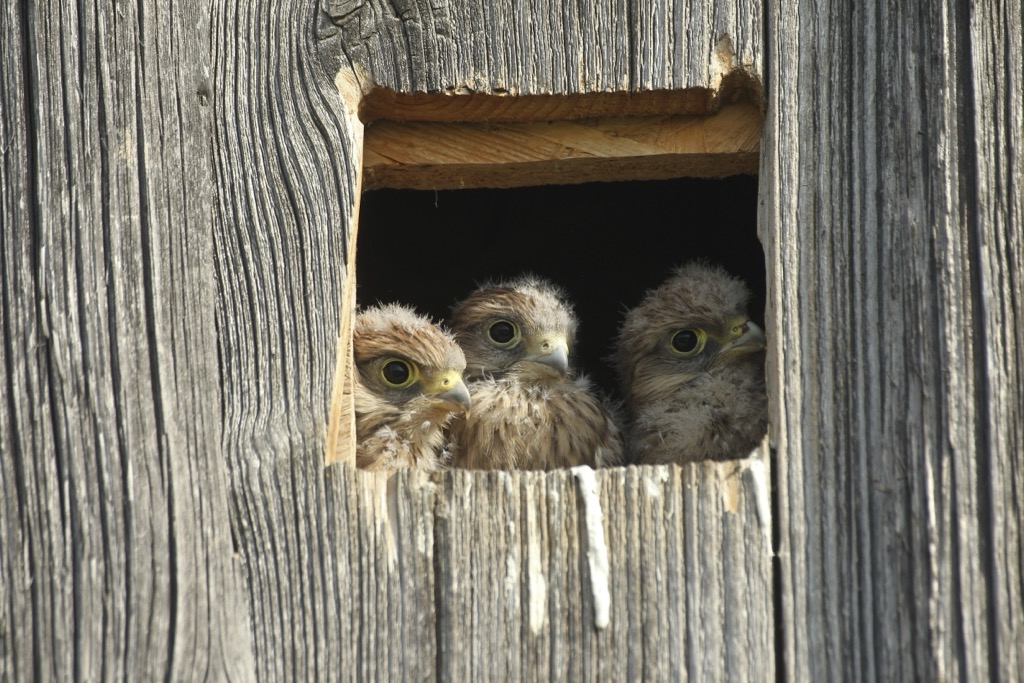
top-left (329, 90), bottom-right (765, 465)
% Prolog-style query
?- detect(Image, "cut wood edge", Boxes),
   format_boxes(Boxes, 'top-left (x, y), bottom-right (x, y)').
top-left (362, 102), bottom-right (762, 190)
top-left (358, 70), bottom-right (763, 124)
top-left (326, 64), bottom-right (371, 467)
top-left (332, 74), bottom-right (763, 461)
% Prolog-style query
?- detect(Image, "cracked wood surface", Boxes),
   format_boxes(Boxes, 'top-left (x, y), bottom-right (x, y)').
top-left (3, 0), bottom-right (1021, 681)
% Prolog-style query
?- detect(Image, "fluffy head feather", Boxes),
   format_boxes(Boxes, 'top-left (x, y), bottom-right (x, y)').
top-left (614, 262), bottom-right (767, 464)
top-left (447, 276), bottom-right (623, 470)
top-left (450, 274), bottom-right (577, 382)
top-left (353, 304), bottom-right (470, 472)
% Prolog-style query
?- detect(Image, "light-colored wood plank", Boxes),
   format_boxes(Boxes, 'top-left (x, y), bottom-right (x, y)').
top-left (362, 103), bottom-right (761, 189)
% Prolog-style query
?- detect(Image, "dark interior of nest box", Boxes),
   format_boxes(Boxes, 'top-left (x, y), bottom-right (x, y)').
top-left (357, 176), bottom-right (763, 398)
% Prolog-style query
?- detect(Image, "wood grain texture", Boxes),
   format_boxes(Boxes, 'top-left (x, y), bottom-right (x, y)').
top-left (327, 0), bottom-right (762, 97)
top-left (210, 0), bottom-right (362, 678)
top-left (969, 2), bottom-right (1024, 677)
top-left (15, 0), bottom-right (1018, 681)
top-left (357, 87), bottom-right (758, 124)
top-left (0, 0), bottom-right (253, 680)
top-left (4, 0), bottom-right (772, 679)
top-left (216, 0), bottom-right (772, 679)
top-left (362, 102), bottom-right (761, 189)
top-left (323, 461), bottom-right (773, 682)
top-left (763, 0), bottom-right (1024, 680)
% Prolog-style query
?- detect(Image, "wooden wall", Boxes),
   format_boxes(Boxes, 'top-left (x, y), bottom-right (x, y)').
top-left (764, 0), bottom-right (1023, 678)
top-left (1, 0), bottom-right (1019, 681)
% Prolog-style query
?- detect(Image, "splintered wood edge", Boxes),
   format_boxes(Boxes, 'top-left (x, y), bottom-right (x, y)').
top-left (358, 71), bottom-right (763, 123)
top-left (361, 102), bottom-right (762, 190)
top-left (360, 88), bottom-right (719, 123)
top-left (325, 280), bottom-right (357, 467)
top-left (326, 65), bottom-right (370, 468)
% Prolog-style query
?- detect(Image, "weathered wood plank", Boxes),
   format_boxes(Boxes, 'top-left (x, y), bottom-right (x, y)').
top-left (221, 0), bottom-right (773, 680)
top-left (327, 0), bottom-right (762, 96)
top-left (362, 102), bottom-right (761, 189)
top-left (327, 460), bottom-right (773, 682)
top-left (6, 0), bottom-right (779, 680)
top-left (969, 0), bottom-right (1024, 678)
top-left (0, 10), bottom-right (53, 682)
top-left (0, 0), bottom-right (253, 680)
top-left (764, 0), bottom-right (1024, 679)
top-left (210, 0), bottom-right (363, 677)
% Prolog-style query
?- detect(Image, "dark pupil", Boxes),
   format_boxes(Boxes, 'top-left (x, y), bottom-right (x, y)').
top-left (489, 321), bottom-right (515, 344)
top-left (383, 360), bottom-right (410, 385)
top-left (672, 330), bottom-right (698, 353)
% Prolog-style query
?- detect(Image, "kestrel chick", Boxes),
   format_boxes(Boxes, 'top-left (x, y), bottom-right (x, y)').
top-left (614, 263), bottom-right (767, 464)
top-left (447, 275), bottom-right (624, 470)
top-left (353, 304), bottom-right (471, 472)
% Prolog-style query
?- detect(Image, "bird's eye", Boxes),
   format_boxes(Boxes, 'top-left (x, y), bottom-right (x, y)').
top-left (671, 329), bottom-right (705, 356)
top-left (381, 359), bottom-right (416, 387)
top-left (487, 320), bottom-right (519, 346)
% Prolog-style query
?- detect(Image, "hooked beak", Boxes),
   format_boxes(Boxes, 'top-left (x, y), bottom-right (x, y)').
top-left (721, 320), bottom-right (766, 355)
top-left (525, 337), bottom-right (569, 377)
top-left (436, 380), bottom-right (472, 411)
top-left (425, 371), bottom-right (472, 412)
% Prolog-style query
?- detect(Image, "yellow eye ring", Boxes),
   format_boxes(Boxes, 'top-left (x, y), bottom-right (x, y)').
top-left (380, 358), bottom-right (418, 388)
top-left (670, 328), bottom-right (706, 357)
top-left (487, 319), bottom-right (521, 347)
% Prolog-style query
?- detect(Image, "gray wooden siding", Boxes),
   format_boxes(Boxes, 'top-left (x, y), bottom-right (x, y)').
top-left (764, 0), bottom-right (1023, 679)
top-left (2, 0), bottom-right (1020, 681)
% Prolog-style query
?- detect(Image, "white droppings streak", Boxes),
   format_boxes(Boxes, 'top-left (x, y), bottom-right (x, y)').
top-left (643, 465), bottom-right (670, 499)
top-left (571, 466), bottom-right (611, 630)
top-left (505, 475), bottom-right (519, 601)
top-left (745, 459), bottom-right (773, 556)
top-left (526, 485), bottom-right (547, 635)
top-left (384, 473), bottom-right (400, 571)
top-left (711, 34), bottom-right (738, 92)
top-left (505, 551), bottom-right (519, 597)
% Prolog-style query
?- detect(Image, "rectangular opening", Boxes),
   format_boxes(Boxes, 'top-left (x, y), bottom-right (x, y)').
top-left (330, 89), bottom-right (764, 468)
